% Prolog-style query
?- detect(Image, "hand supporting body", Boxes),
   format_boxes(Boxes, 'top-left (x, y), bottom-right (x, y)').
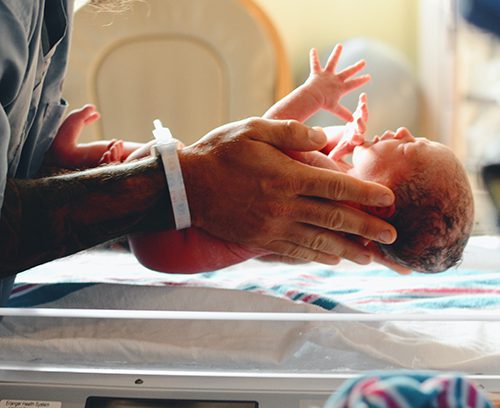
top-left (129, 45), bottom-right (397, 273)
top-left (4, 45), bottom-right (397, 278)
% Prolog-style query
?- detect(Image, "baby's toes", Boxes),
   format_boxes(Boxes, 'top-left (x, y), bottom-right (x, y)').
top-left (111, 140), bottom-right (125, 161)
top-left (99, 151), bottom-right (112, 165)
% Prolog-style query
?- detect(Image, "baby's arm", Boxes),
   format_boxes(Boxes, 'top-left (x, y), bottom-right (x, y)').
top-left (46, 104), bottom-right (142, 169)
top-left (287, 93), bottom-right (369, 173)
top-left (129, 45), bottom-right (369, 274)
top-left (264, 44), bottom-right (370, 122)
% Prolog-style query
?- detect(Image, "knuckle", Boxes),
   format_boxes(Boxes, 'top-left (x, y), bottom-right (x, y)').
top-left (283, 119), bottom-right (301, 136)
top-left (284, 119), bottom-right (300, 129)
top-left (356, 221), bottom-right (371, 239)
top-left (309, 232), bottom-right (330, 251)
top-left (266, 176), bottom-right (297, 194)
top-left (299, 177), bottom-right (319, 194)
top-left (286, 246), bottom-right (315, 261)
top-left (265, 201), bottom-right (292, 219)
top-left (243, 116), bottom-right (262, 128)
top-left (237, 117), bottom-right (264, 140)
top-left (329, 178), bottom-right (347, 199)
top-left (326, 209), bottom-right (345, 230)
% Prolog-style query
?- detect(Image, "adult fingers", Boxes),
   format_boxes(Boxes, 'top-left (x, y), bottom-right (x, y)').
top-left (294, 166), bottom-right (396, 210)
top-left (257, 254), bottom-right (309, 265)
top-left (265, 240), bottom-right (341, 266)
top-left (250, 118), bottom-right (327, 152)
top-left (283, 223), bottom-right (375, 265)
top-left (375, 254), bottom-right (412, 275)
top-left (367, 243), bottom-right (413, 275)
top-left (291, 197), bottom-right (396, 244)
top-left (289, 150), bottom-right (346, 171)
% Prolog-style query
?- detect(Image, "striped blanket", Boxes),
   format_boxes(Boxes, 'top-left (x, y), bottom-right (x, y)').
top-left (324, 371), bottom-right (494, 408)
top-left (9, 236), bottom-right (500, 312)
top-left (3, 236), bottom-right (500, 373)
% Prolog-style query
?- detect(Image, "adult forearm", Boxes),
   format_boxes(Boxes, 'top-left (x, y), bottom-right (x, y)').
top-left (0, 156), bottom-right (174, 277)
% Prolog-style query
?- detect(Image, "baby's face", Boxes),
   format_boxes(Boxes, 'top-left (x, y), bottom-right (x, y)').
top-left (348, 128), bottom-right (456, 188)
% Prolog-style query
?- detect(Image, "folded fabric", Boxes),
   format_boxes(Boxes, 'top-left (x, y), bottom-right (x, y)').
top-left (324, 371), bottom-right (493, 408)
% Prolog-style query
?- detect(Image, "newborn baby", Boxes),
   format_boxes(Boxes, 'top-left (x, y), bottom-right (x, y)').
top-left (325, 109), bottom-right (474, 273)
top-left (46, 43), bottom-right (474, 273)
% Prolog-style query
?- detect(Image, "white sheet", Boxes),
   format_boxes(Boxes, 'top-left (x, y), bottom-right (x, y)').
top-left (2, 236), bottom-right (500, 374)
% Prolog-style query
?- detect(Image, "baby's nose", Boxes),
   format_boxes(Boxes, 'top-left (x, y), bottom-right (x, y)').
top-left (394, 127), bottom-right (413, 139)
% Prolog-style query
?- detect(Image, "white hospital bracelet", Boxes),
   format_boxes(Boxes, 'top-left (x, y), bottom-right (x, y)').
top-left (152, 119), bottom-right (191, 230)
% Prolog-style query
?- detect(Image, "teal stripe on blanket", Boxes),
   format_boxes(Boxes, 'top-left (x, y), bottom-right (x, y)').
top-left (9, 265), bottom-right (500, 312)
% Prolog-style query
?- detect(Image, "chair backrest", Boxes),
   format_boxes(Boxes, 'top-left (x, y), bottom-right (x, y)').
top-left (63, 0), bottom-right (291, 145)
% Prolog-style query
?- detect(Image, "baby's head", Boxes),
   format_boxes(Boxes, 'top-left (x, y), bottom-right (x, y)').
top-left (349, 128), bottom-right (474, 273)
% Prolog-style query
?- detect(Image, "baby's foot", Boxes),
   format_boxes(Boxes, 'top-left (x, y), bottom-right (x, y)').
top-left (99, 139), bottom-right (125, 164)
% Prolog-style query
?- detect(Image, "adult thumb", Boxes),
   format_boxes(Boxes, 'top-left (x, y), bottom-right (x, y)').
top-left (254, 119), bottom-right (327, 152)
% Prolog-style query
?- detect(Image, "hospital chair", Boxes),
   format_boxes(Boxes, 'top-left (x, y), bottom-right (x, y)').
top-left (63, 0), bottom-right (292, 146)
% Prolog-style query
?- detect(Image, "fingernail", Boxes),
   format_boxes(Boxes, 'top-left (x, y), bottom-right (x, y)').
top-left (309, 128), bottom-right (326, 144)
top-left (355, 253), bottom-right (372, 264)
top-left (379, 230), bottom-right (395, 244)
top-left (377, 194), bottom-right (393, 206)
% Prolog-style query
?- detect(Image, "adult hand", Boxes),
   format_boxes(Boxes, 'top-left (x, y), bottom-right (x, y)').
top-left (179, 117), bottom-right (397, 265)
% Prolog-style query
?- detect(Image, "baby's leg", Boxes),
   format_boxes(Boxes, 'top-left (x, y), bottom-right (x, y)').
top-left (51, 105), bottom-right (100, 155)
top-left (46, 104), bottom-right (107, 168)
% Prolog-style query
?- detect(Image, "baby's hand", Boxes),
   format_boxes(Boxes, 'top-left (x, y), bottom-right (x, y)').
top-left (305, 44), bottom-right (370, 122)
top-left (328, 93), bottom-right (368, 161)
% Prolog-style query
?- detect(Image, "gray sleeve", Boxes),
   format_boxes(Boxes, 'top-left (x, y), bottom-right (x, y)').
top-left (0, 1), bottom-right (36, 211)
top-left (0, 106), bottom-right (10, 212)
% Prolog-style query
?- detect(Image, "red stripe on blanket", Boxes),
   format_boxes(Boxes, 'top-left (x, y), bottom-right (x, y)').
top-left (390, 288), bottom-right (500, 295)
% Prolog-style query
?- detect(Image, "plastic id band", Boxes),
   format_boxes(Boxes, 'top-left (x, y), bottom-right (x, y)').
top-left (152, 119), bottom-right (191, 230)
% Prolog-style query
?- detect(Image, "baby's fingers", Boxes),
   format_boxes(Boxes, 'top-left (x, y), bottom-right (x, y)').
top-left (309, 48), bottom-right (322, 74)
top-left (324, 43), bottom-right (343, 73)
top-left (338, 60), bottom-right (366, 80)
top-left (353, 93), bottom-right (368, 117)
top-left (355, 118), bottom-right (366, 135)
top-left (328, 139), bottom-right (355, 161)
top-left (343, 75), bottom-right (371, 92)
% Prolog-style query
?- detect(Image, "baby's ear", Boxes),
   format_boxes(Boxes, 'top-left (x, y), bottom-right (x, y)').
top-left (364, 203), bottom-right (396, 219)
